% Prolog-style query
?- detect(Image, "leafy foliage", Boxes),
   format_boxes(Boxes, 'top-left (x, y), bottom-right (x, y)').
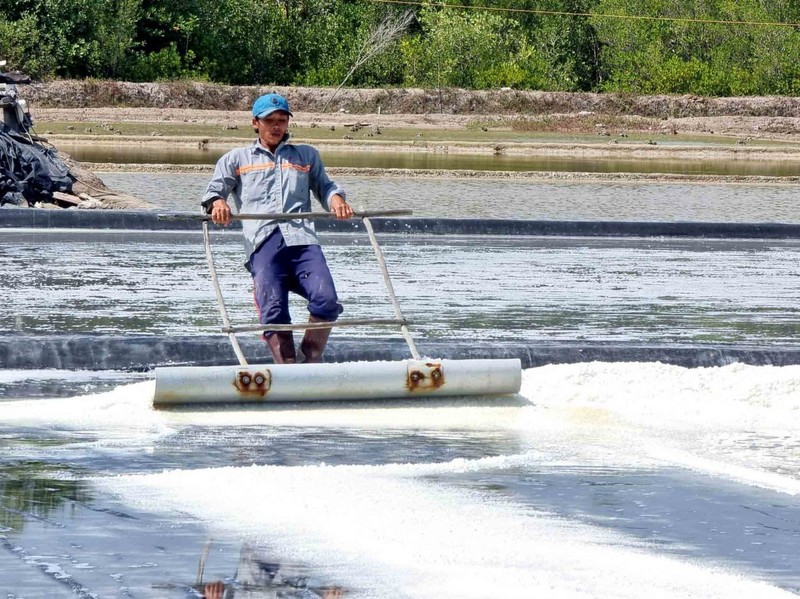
top-left (1, 0), bottom-right (799, 96)
top-left (592, 0), bottom-right (800, 95)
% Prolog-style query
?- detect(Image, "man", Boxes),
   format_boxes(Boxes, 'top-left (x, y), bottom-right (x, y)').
top-left (202, 93), bottom-right (354, 364)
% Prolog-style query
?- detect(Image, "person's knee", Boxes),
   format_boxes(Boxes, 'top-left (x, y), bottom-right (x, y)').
top-left (300, 272), bottom-right (341, 321)
top-left (308, 295), bottom-right (343, 321)
top-left (262, 301), bottom-right (291, 324)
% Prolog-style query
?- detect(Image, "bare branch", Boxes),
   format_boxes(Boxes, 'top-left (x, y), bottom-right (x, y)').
top-left (322, 10), bottom-right (415, 113)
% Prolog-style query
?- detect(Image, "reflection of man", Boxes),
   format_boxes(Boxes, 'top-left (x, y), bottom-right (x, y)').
top-left (200, 543), bottom-right (344, 598)
top-left (202, 93), bottom-right (354, 365)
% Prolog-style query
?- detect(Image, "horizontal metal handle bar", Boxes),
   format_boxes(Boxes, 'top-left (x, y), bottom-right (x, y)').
top-left (158, 210), bottom-right (412, 222)
top-left (221, 317), bottom-right (409, 334)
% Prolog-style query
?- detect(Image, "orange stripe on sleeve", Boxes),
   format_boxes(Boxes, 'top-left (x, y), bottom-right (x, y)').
top-left (236, 162), bottom-right (275, 175)
top-left (281, 162), bottom-right (311, 173)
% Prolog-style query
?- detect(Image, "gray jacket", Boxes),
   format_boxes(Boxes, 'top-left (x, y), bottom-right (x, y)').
top-left (202, 135), bottom-right (346, 265)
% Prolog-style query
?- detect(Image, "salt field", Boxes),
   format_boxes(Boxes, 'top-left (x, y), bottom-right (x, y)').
top-left (1, 363), bottom-right (800, 597)
top-left (2, 165), bottom-right (800, 596)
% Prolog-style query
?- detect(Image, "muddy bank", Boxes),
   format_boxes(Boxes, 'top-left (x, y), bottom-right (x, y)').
top-left (55, 133), bottom-right (800, 159)
top-left (24, 80), bottom-right (800, 118)
top-left (31, 106), bottom-right (800, 144)
top-left (26, 81), bottom-right (800, 142)
top-left (63, 155), bottom-right (152, 209)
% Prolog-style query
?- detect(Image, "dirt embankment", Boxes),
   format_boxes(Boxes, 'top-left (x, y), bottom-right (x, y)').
top-left (25, 80), bottom-right (800, 142)
top-left (23, 80), bottom-right (800, 118)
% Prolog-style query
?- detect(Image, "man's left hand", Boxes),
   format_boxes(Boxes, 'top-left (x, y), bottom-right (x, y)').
top-left (330, 195), bottom-right (354, 220)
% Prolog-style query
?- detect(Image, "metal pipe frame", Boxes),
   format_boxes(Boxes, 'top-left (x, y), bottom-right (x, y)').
top-left (194, 209), bottom-right (419, 363)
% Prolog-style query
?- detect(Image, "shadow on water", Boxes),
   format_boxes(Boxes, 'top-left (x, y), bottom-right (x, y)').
top-left (157, 393), bottom-right (529, 413)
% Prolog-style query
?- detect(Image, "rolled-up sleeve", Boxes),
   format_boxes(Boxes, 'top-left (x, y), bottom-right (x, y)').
top-left (308, 147), bottom-right (345, 211)
top-left (201, 151), bottom-right (239, 212)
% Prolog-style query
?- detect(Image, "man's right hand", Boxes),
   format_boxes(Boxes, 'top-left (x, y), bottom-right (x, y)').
top-left (210, 198), bottom-right (231, 226)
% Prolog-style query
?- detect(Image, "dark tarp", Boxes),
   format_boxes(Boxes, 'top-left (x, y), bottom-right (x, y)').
top-left (0, 126), bottom-right (74, 207)
top-left (0, 72), bottom-right (31, 84)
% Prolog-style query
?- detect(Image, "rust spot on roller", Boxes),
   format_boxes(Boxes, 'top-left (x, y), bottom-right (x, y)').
top-left (233, 369), bottom-right (271, 398)
top-left (407, 362), bottom-right (445, 392)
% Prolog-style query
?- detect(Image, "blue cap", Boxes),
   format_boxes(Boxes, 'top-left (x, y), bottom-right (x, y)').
top-left (252, 93), bottom-right (293, 119)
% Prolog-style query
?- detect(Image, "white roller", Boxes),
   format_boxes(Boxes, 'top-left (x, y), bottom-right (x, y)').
top-left (153, 358), bottom-right (521, 406)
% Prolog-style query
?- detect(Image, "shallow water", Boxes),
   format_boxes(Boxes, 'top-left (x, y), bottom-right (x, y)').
top-left (3, 167), bottom-right (800, 596)
top-left (60, 143), bottom-right (800, 176)
top-left (3, 230), bottom-right (799, 346)
top-left (2, 366), bottom-right (800, 597)
top-left (98, 171), bottom-right (800, 222)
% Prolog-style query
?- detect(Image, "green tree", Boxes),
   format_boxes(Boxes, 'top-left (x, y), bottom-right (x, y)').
top-left (401, 4), bottom-right (528, 89)
top-left (96, 0), bottom-right (141, 78)
top-left (592, 0), bottom-right (800, 95)
top-left (187, 0), bottom-right (285, 84)
top-left (124, 0), bottom-right (202, 80)
top-left (297, 3), bottom-right (408, 87)
top-left (0, 14), bottom-right (57, 78)
top-left (490, 0), bottom-right (602, 91)
top-left (0, 0), bottom-right (142, 79)
top-left (400, 0), bottom-right (599, 91)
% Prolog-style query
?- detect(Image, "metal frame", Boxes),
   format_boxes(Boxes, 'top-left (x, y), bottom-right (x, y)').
top-left (186, 210), bottom-right (420, 365)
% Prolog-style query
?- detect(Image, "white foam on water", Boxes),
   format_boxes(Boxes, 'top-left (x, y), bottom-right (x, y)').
top-left (99, 458), bottom-right (793, 599)
top-left (8, 362), bottom-right (800, 596)
top-left (519, 362), bottom-right (800, 494)
top-left (521, 362), bottom-right (800, 431)
top-left (0, 369), bottom-right (139, 384)
top-left (4, 362), bottom-right (799, 495)
top-left (8, 361), bottom-right (797, 437)
top-left (1, 380), bottom-right (168, 438)
top-left (648, 446), bottom-right (800, 495)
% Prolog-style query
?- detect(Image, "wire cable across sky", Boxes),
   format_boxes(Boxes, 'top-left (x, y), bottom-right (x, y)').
top-left (368, 0), bottom-right (800, 28)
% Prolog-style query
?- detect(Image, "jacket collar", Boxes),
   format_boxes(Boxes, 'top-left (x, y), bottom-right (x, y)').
top-left (252, 131), bottom-right (292, 156)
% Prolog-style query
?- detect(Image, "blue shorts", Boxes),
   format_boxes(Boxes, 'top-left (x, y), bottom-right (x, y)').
top-left (250, 229), bottom-right (343, 333)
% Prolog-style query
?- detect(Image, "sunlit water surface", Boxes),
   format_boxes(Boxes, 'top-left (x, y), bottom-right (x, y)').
top-left (2, 167), bottom-right (800, 597)
top-left (99, 171), bottom-right (800, 222)
top-left (2, 367), bottom-right (800, 598)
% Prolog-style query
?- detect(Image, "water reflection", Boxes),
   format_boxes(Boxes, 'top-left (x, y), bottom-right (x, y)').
top-left (59, 142), bottom-right (800, 176)
top-left (196, 543), bottom-right (344, 598)
top-left (437, 464), bottom-right (800, 592)
top-left (0, 461), bottom-right (90, 532)
top-left (0, 370), bottom-right (149, 400)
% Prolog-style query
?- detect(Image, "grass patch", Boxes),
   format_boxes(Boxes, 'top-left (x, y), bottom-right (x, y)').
top-left (34, 118), bottom-right (798, 149)
top-left (36, 120), bottom-right (614, 144)
top-left (506, 114), bottom-right (658, 133)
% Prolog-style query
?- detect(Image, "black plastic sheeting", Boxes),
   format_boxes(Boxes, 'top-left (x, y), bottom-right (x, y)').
top-left (3, 334), bottom-right (800, 371)
top-left (0, 129), bottom-right (74, 206)
top-left (0, 72), bottom-right (31, 84)
top-left (3, 208), bottom-right (800, 238)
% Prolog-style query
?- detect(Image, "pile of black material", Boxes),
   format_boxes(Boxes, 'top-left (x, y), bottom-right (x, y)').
top-left (0, 68), bottom-right (75, 207)
top-left (0, 127), bottom-right (75, 206)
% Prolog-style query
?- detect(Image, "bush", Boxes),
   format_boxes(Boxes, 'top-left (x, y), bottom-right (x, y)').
top-left (126, 44), bottom-right (204, 81)
top-left (0, 15), bottom-right (58, 79)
